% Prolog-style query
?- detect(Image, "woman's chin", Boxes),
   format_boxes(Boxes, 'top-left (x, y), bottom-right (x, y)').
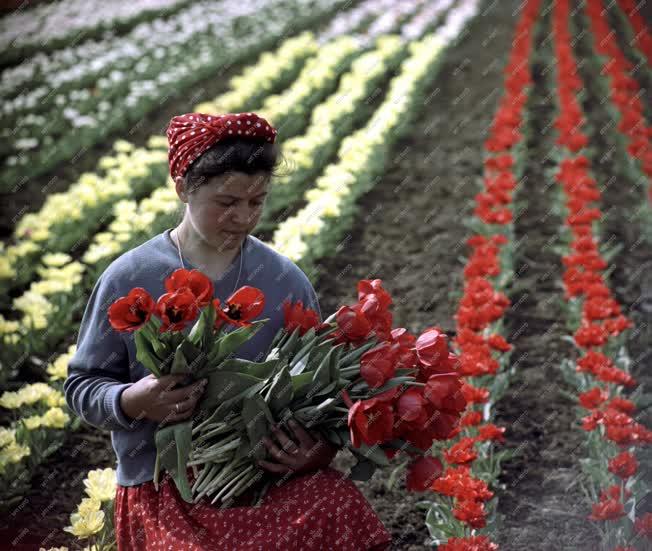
top-left (220, 231), bottom-right (246, 246)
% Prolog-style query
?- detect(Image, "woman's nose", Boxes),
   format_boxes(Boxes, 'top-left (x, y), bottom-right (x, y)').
top-left (231, 202), bottom-right (252, 225)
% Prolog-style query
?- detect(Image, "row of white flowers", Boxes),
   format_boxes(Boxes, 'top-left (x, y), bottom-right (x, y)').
top-left (1, 0), bottom-right (235, 110)
top-left (0, 0), bottom-right (193, 63)
top-left (0, 0), bottom-right (392, 103)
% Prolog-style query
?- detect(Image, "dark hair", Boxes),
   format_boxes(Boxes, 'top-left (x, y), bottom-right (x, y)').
top-left (182, 137), bottom-right (285, 194)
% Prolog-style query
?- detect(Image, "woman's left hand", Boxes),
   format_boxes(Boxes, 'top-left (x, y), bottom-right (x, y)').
top-left (258, 418), bottom-right (338, 476)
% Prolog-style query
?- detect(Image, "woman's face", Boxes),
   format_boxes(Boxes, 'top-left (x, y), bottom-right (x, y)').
top-left (182, 171), bottom-right (270, 249)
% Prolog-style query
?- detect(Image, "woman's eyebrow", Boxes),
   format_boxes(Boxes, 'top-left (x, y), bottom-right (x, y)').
top-left (214, 191), bottom-right (268, 199)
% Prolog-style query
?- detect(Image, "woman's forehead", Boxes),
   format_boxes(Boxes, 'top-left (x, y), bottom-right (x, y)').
top-left (204, 172), bottom-right (270, 196)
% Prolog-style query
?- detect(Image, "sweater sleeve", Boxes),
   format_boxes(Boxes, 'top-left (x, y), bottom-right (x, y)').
top-left (63, 271), bottom-right (140, 432)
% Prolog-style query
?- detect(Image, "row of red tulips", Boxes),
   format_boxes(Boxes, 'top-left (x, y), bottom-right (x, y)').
top-left (616, 0), bottom-right (652, 68)
top-left (584, 0), bottom-right (652, 205)
top-left (551, 0), bottom-right (651, 548)
top-left (412, 1), bottom-right (543, 549)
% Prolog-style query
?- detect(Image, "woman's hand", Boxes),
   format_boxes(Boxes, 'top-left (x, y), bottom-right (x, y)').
top-left (257, 418), bottom-right (338, 476)
top-left (120, 373), bottom-right (208, 426)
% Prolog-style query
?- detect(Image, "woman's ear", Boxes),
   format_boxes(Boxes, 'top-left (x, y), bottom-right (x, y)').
top-left (174, 175), bottom-right (188, 202)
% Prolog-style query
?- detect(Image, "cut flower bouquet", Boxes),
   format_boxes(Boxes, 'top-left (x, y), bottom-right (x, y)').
top-left (108, 268), bottom-right (467, 505)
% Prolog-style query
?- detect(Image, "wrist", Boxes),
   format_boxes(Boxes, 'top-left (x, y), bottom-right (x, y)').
top-left (119, 386), bottom-right (137, 420)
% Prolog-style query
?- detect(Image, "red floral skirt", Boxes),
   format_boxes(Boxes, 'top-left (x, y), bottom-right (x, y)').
top-left (114, 466), bottom-right (392, 550)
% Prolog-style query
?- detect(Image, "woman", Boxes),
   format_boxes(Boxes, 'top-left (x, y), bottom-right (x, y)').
top-left (63, 112), bottom-right (392, 550)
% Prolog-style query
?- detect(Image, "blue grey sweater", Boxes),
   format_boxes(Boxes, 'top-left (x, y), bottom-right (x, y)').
top-left (64, 228), bottom-right (322, 487)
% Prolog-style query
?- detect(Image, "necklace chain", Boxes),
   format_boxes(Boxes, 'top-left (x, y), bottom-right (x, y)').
top-left (173, 228), bottom-right (244, 296)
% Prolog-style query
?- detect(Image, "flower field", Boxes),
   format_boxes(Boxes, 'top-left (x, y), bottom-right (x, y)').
top-left (0, 0), bottom-right (651, 549)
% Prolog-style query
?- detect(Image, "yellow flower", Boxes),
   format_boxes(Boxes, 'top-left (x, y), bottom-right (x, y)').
top-left (47, 353), bottom-right (70, 381)
top-left (77, 497), bottom-right (102, 516)
top-left (43, 391), bottom-right (66, 408)
top-left (84, 468), bottom-right (116, 502)
top-left (0, 427), bottom-right (17, 447)
top-left (0, 382), bottom-right (57, 409)
top-left (0, 441), bottom-right (30, 471)
top-left (63, 510), bottom-right (105, 538)
top-left (113, 140), bottom-right (135, 154)
top-left (41, 252), bottom-right (72, 268)
top-left (22, 414), bottom-right (43, 430)
top-left (0, 314), bottom-right (21, 335)
top-left (0, 392), bottom-right (21, 409)
top-left (41, 407), bottom-right (70, 429)
top-left (22, 382), bottom-right (48, 399)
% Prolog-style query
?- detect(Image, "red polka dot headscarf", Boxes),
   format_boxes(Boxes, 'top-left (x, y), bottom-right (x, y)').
top-left (166, 112), bottom-right (278, 181)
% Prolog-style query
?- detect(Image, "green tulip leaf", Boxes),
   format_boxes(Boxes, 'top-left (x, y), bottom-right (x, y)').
top-left (198, 380), bottom-right (267, 426)
top-left (278, 325), bottom-right (302, 357)
top-left (291, 370), bottom-right (316, 397)
top-left (154, 420), bottom-right (193, 503)
top-left (311, 345), bottom-right (336, 386)
top-left (199, 371), bottom-right (262, 410)
top-left (328, 343), bottom-right (345, 381)
top-left (207, 319), bottom-right (268, 365)
top-left (242, 394), bottom-right (272, 459)
top-left (266, 364), bottom-right (294, 414)
top-left (188, 302), bottom-right (213, 347)
top-left (202, 357), bottom-right (280, 380)
top-left (135, 329), bottom-right (163, 377)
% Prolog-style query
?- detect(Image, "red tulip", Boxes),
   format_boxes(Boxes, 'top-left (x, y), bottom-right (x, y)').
top-left (589, 497), bottom-right (625, 521)
top-left (164, 268), bottom-right (214, 307)
top-left (608, 451), bottom-right (638, 479)
top-left (453, 498), bottom-right (487, 528)
top-left (357, 279), bottom-right (393, 310)
top-left (394, 385), bottom-right (462, 449)
top-left (156, 288), bottom-right (200, 332)
top-left (282, 299), bottom-right (322, 336)
top-left (444, 437), bottom-right (478, 465)
top-left (415, 327), bottom-right (450, 368)
top-left (390, 328), bottom-right (417, 370)
top-left (476, 423), bottom-right (506, 443)
top-left (214, 286), bottom-right (265, 329)
top-left (360, 342), bottom-right (398, 389)
top-left (578, 387), bottom-right (608, 410)
top-left (396, 387), bottom-right (429, 425)
top-left (599, 484), bottom-right (632, 503)
top-left (108, 288), bottom-right (155, 332)
top-left (424, 373), bottom-right (467, 414)
top-left (406, 455), bottom-right (443, 492)
top-left (358, 293), bottom-right (393, 342)
top-left (334, 304), bottom-right (372, 344)
top-left (437, 536), bottom-right (498, 551)
top-left (346, 389), bottom-right (397, 448)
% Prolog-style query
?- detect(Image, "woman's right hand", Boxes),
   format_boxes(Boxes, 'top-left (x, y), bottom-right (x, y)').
top-left (120, 373), bottom-right (208, 426)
